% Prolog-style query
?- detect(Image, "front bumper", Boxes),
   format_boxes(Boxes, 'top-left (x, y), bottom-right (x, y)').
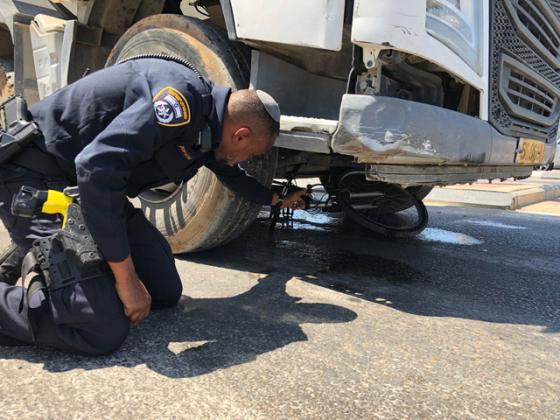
top-left (331, 94), bottom-right (556, 168)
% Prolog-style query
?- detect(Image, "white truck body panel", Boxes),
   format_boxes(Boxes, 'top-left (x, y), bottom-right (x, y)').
top-left (229, 0), bottom-right (345, 51)
top-left (0, 0), bottom-right (59, 35)
top-left (29, 14), bottom-right (76, 99)
top-left (352, 0), bottom-right (490, 120)
top-left (51, 0), bottom-right (95, 24)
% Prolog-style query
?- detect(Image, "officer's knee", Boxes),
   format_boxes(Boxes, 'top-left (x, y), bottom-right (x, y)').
top-left (152, 280), bottom-right (183, 310)
top-left (81, 315), bottom-right (130, 356)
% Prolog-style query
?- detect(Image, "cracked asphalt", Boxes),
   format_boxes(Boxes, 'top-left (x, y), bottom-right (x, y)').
top-left (0, 204), bottom-right (559, 419)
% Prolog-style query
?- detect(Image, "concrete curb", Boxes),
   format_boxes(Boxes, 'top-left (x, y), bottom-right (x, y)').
top-left (426, 183), bottom-right (560, 210)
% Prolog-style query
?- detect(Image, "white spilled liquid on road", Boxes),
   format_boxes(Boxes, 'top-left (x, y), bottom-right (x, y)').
top-left (262, 209), bottom-right (485, 244)
top-left (465, 220), bottom-right (527, 230)
top-left (259, 209), bottom-right (338, 232)
top-left (418, 228), bottom-right (484, 245)
top-left (292, 210), bottom-right (337, 231)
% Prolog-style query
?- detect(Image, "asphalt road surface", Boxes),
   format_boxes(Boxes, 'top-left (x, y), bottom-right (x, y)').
top-left (0, 204), bottom-right (559, 419)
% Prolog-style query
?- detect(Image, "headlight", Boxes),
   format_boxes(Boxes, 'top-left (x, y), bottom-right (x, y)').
top-left (426, 0), bottom-right (483, 74)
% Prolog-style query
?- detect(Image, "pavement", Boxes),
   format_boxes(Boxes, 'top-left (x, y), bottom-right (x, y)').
top-left (517, 197), bottom-right (560, 216)
top-left (1, 204), bottom-right (560, 418)
top-left (426, 170), bottom-right (560, 211)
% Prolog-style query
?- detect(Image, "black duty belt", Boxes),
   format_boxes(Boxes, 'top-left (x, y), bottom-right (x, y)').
top-left (10, 144), bottom-right (67, 178)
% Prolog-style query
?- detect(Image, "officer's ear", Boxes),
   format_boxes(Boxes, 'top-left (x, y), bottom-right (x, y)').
top-left (232, 127), bottom-right (252, 146)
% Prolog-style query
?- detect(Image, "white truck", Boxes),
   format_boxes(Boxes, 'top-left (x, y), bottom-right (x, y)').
top-left (1, 0), bottom-right (559, 251)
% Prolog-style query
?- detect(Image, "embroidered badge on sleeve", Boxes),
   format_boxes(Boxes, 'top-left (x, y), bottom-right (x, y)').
top-left (153, 86), bottom-right (191, 126)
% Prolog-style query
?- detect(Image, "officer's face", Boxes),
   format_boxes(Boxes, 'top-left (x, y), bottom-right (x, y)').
top-left (217, 125), bottom-right (276, 166)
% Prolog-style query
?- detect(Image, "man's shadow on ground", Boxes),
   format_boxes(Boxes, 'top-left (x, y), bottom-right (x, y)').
top-left (2, 212), bottom-right (559, 375)
top-left (0, 272), bottom-right (357, 378)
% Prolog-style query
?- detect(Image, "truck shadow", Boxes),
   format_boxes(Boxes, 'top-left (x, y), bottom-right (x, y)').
top-left (182, 216), bottom-right (560, 335)
top-left (0, 272), bottom-right (357, 377)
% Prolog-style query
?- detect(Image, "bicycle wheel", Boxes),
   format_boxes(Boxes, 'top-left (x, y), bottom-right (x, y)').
top-left (335, 173), bottom-right (428, 237)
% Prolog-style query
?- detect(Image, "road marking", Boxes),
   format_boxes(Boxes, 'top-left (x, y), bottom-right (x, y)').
top-left (464, 220), bottom-right (527, 230)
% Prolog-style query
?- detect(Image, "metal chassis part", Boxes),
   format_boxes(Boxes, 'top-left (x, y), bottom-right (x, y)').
top-left (366, 164), bottom-right (532, 187)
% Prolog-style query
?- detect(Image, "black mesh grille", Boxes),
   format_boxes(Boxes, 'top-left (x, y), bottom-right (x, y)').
top-left (504, 0), bottom-right (560, 69)
top-left (490, 0), bottom-right (560, 142)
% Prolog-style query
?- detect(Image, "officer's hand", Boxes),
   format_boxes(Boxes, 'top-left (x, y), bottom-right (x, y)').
top-left (109, 257), bottom-right (152, 325)
top-left (282, 189), bottom-right (308, 210)
top-left (115, 275), bottom-right (152, 325)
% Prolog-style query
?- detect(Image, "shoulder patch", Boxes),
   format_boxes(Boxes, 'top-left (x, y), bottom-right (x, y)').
top-left (153, 86), bottom-right (191, 126)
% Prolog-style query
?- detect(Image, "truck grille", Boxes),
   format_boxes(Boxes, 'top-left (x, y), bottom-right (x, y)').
top-left (504, 0), bottom-right (560, 69)
top-left (490, 0), bottom-right (560, 142)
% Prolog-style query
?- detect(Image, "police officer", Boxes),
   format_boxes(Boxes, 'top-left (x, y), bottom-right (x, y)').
top-left (0, 57), bottom-right (307, 355)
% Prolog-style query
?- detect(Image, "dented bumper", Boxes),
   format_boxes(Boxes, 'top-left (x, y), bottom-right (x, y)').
top-left (331, 94), bottom-right (556, 166)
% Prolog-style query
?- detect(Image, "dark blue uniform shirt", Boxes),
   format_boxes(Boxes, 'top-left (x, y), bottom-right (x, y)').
top-left (29, 58), bottom-right (273, 262)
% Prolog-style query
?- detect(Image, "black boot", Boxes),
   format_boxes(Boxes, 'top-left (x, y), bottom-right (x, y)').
top-left (0, 242), bottom-right (26, 285)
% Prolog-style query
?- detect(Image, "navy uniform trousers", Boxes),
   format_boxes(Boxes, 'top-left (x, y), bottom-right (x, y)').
top-left (0, 164), bottom-right (183, 355)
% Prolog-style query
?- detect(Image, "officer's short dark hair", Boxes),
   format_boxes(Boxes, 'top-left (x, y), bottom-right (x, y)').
top-left (228, 90), bottom-right (280, 140)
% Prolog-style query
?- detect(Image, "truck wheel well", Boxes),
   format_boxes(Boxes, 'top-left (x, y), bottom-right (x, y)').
top-left (0, 24), bottom-right (13, 59)
top-left (0, 24), bottom-right (14, 105)
top-left (162, 0), bottom-right (182, 14)
top-left (68, 1), bottom-right (211, 80)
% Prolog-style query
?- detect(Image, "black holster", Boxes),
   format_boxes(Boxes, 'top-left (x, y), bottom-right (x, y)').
top-left (0, 96), bottom-right (41, 165)
top-left (21, 203), bottom-right (109, 294)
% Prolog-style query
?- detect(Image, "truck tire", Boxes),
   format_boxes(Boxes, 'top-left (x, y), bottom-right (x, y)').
top-left (106, 15), bottom-right (276, 253)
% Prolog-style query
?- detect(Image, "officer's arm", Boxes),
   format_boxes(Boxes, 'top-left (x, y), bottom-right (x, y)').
top-left (74, 98), bottom-right (158, 262)
top-left (205, 156), bottom-right (273, 205)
